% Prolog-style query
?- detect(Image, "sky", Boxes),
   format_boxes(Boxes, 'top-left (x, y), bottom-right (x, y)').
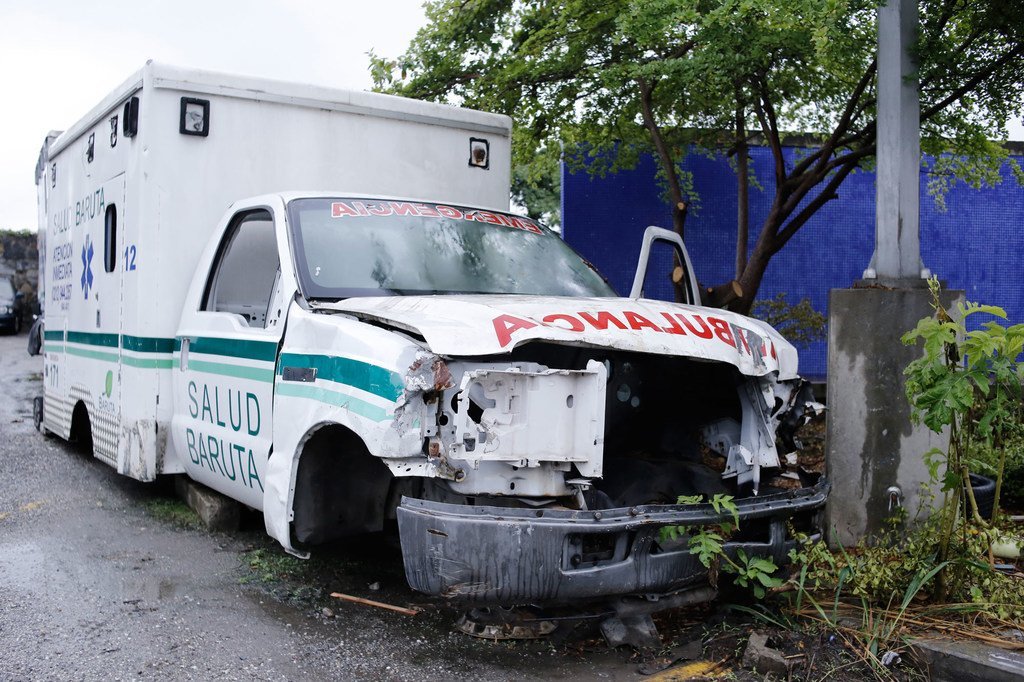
top-left (0, 0), bottom-right (427, 230)
top-left (1, 1), bottom-right (1021, 231)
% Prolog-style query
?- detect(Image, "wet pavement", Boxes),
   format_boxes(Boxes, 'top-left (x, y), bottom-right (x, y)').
top-left (0, 332), bottom-right (638, 680)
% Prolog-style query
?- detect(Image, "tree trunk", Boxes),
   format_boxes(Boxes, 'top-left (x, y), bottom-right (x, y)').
top-left (735, 100), bottom-right (749, 281)
top-left (734, 231), bottom-right (775, 315)
top-left (636, 78), bottom-right (689, 242)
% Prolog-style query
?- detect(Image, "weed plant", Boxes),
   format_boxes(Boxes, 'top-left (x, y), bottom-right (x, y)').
top-left (769, 281), bottom-right (1024, 675)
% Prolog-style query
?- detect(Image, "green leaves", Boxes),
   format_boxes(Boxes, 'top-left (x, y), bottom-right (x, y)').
top-left (657, 492), bottom-right (778, 599)
top-left (371, 1), bottom-right (1024, 309)
top-left (903, 277), bottom-right (1024, 568)
top-left (690, 529), bottom-right (726, 568)
top-left (751, 293), bottom-right (827, 348)
top-left (904, 280), bottom-right (1023, 441)
top-left (708, 493), bottom-right (739, 528)
top-left (732, 549), bottom-right (783, 599)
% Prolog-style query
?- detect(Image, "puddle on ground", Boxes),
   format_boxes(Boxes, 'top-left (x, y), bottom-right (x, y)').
top-left (118, 575), bottom-right (178, 603)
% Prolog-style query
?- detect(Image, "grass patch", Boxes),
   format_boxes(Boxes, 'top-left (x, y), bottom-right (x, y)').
top-left (238, 544), bottom-right (339, 607)
top-left (143, 497), bottom-right (201, 529)
top-left (242, 547), bottom-right (311, 585)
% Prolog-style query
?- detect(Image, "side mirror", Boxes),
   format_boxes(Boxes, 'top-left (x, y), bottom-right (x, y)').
top-left (14, 291), bottom-right (24, 300)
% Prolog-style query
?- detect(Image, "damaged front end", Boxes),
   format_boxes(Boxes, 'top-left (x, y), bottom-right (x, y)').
top-left (305, 222), bottom-right (829, 605)
top-left (394, 341), bottom-right (827, 604)
top-left (400, 482), bottom-right (828, 603)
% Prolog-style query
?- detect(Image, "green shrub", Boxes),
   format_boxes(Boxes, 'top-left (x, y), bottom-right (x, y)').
top-left (751, 293), bottom-right (826, 348)
top-left (972, 422), bottom-right (1024, 509)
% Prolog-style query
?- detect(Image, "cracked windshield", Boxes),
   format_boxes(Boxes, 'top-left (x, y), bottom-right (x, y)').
top-left (288, 197), bottom-right (616, 299)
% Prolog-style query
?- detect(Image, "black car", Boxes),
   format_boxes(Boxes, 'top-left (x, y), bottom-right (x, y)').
top-left (0, 278), bottom-right (24, 334)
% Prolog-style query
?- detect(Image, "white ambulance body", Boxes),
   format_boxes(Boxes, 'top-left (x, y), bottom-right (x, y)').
top-left (37, 63), bottom-right (827, 606)
top-left (37, 61), bottom-right (510, 482)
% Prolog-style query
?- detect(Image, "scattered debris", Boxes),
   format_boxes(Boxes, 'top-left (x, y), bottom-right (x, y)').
top-left (999, 629), bottom-right (1024, 643)
top-left (457, 613), bottom-right (556, 640)
top-left (321, 607), bottom-right (334, 619)
top-left (601, 614), bottom-right (661, 651)
top-left (637, 640), bottom-right (703, 675)
top-left (644, 658), bottom-right (730, 680)
top-left (741, 632), bottom-right (790, 677)
top-left (330, 592), bottom-right (420, 616)
top-left (992, 537), bottom-right (1021, 560)
top-left (599, 588), bottom-right (718, 651)
top-left (368, 581), bottom-right (381, 591)
top-left (18, 500), bottom-right (44, 512)
top-left (880, 650), bottom-right (902, 667)
top-left (456, 606), bottom-right (561, 640)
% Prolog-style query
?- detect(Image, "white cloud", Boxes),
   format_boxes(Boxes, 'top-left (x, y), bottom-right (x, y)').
top-left (0, 0), bottom-right (426, 230)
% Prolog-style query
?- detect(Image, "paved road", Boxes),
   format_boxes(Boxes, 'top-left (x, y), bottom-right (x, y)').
top-left (0, 333), bottom-right (634, 681)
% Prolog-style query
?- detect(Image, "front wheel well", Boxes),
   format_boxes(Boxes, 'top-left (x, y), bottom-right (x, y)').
top-left (292, 424), bottom-right (395, 545)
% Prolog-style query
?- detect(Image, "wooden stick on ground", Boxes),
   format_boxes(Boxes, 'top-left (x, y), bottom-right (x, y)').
top-left (330, 592), bottom-right (420, 616)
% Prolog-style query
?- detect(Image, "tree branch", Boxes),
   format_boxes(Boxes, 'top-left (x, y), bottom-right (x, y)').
top-left (814, 59), bottom-right (877, 173)
top-left (921, 44), bottom-right (1024, 122)
top-left (637, 77), bottom-right (689, 240)
top-left (735, 93), bottom-right (749, 280)
top-left (660, 38), bottom-right (697, 62)
top-left (774, 145), bottom-right (876, 235)
top-left (773, 161), bottom-right (861, 251)
top-left (750, 77), bottom-right (786, 186)
top-left (785, 61), bottom-right (877, 181)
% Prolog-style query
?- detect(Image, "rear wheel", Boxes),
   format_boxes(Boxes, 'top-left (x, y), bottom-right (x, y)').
top-left (33, 396), bottom-right (44, 432)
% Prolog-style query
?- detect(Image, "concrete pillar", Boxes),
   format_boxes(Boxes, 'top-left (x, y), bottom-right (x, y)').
top-left (826, 288), bottom-right (961, 544)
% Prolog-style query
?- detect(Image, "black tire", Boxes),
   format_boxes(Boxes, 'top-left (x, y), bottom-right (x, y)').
top-left (33, 396), bottom-right (44, 432)
top-left (968, 473), bottom-right (995, 520)
top-left (27, 318), bottom-right (43, 355)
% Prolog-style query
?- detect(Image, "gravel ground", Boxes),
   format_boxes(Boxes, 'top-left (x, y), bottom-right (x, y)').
top-left (0, 332), bottom-right (637, 681)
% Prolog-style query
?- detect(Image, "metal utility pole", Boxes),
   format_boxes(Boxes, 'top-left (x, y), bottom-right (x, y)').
top-left (826, 0), bottom-right (959, 546)
top-left (864, 0), bottom-right (927, 281)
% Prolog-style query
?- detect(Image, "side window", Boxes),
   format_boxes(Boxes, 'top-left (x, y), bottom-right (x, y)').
top-left (203, 209), bottom-right (280, 328)
top-left (104, 204), bottom-right (117, 273)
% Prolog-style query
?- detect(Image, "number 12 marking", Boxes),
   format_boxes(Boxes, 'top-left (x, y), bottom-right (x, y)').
top-left (124, 245), bottom-right (137, 271)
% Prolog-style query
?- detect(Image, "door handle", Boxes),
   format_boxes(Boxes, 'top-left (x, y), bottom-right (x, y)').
top-left (180, 337), bottom-right (190, 372)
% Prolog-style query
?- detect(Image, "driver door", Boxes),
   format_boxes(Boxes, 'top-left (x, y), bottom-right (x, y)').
top-left (171, 202), bottom-right (290, 510)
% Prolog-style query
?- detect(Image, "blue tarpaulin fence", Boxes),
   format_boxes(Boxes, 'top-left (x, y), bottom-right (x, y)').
top-left (562, 147), bottom-right (1024, 379)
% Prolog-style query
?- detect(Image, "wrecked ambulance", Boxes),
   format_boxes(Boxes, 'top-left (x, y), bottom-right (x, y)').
top-left (35, 63), bottom-right (827, 605)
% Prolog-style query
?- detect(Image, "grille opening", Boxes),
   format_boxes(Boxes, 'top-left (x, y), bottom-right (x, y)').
top-left (565, 531), bottom-right (632, 569)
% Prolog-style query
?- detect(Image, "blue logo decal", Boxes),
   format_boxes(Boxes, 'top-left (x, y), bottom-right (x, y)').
top-left (80, 236), bottom-right (94, 299)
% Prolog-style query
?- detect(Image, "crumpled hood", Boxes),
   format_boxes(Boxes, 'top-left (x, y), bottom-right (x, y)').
top-left (319, 295), bottom-right (799, 379)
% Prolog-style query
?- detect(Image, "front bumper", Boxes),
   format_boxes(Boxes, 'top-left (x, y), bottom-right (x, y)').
top-left (397, 480), bottom-right (829, 603)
